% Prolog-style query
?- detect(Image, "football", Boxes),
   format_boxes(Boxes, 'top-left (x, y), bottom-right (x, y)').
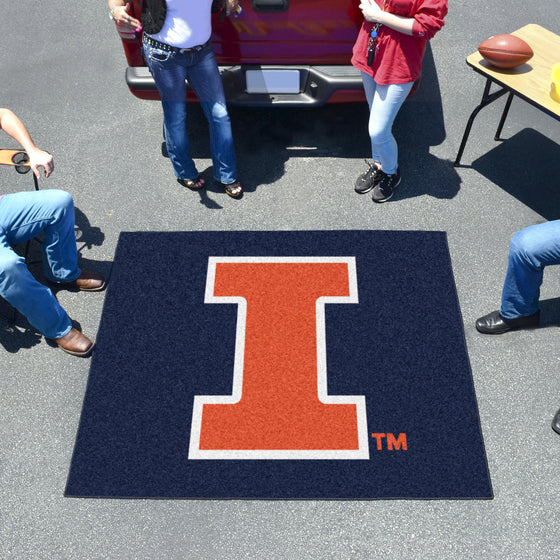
top-left (478, 34), bottom-right (534, 69)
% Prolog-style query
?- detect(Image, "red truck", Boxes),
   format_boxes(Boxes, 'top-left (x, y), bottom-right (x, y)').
top-left (116, 0), bottom-right (366, 107)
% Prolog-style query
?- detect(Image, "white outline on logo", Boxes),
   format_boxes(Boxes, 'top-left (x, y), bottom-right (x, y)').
top-left (188, 257), bottom-right (369, 460)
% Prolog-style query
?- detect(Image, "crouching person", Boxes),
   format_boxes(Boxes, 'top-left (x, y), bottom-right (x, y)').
top-left (0, 108), bottom-right (105, 356)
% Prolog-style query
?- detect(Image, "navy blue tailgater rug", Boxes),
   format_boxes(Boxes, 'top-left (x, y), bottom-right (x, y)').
top-left (65, 230), bottom-right (492, 499)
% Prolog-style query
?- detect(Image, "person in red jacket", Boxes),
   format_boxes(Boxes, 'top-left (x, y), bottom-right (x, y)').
top-left (352, 0), bottom-right (447, 202)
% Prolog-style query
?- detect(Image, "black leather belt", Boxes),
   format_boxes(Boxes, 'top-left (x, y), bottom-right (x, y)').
top-left (143, 35), bottom-right (209, 54)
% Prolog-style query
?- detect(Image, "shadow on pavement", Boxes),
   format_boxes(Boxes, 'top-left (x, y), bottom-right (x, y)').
top-left (472, 128), bottom-right (560, 221)
top-left (540, 297), bottom-right (560, 328)
top-left (392, 43), bottom-right (461, 201)
top-left (177, 43), bottom-right (459, 200)
top-left (0, 321), bottom-right (42, 354)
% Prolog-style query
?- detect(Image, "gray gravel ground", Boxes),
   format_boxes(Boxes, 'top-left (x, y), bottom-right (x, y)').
top-left (1, 1), bottom-right (560, 558)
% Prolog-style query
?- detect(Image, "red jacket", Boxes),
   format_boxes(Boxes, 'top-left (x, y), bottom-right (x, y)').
top-left (351, 0), bottom-right (447, 85)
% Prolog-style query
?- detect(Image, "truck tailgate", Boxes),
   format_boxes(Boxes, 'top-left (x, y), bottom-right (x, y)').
top-left (212, 0), bottom-right (362, 65)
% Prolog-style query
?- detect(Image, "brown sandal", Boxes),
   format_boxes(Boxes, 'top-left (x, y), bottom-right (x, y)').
top-left (220, 179), bottom-right (243, 198)
top-left (178, 176), bottom-right (205, 190)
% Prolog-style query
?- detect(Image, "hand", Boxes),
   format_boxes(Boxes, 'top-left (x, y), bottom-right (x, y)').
top-left (224, 0), bottom-right (239, 16)
top-left (359, 0), bottom-right (385, 23)
top-left (27, 147), bottom-right (54, 179)
top-left (113, 3), bottom-right (142, 32)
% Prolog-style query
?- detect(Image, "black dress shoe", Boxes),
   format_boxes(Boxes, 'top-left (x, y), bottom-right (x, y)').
top-left (475, 309), bottom-right (540, 334)
top-left (552, 409), bottom-right (560, 435)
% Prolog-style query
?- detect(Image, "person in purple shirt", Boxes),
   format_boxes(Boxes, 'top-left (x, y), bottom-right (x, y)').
top-left (0, 108), bottom-right (105, 357)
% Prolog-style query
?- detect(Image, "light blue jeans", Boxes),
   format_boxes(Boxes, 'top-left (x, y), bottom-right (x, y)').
top-left (361, 73), bottom-right (414, 175)
top-left (143, 39), bottom-right (237, 184)
top-left (500, 220), bottom-right (560, 319)
top-left (0, 190), bottom-right (80, 338)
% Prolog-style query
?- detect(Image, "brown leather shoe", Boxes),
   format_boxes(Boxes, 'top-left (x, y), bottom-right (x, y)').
top-left (54, 328), bottom-right (95, 357)
top-left (66, 270), bottom-right (106, 292)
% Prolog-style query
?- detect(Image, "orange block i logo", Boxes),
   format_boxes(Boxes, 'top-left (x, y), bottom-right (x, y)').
top-left (188, 257), bottom-right (370, 460)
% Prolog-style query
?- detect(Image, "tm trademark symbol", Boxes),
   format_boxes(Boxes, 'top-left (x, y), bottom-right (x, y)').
top-left (371, 433), bottom-right (408, 451)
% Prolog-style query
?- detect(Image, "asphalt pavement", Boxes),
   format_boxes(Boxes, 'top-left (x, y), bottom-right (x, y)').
top-left (1, 1), bottom-right (560, 558)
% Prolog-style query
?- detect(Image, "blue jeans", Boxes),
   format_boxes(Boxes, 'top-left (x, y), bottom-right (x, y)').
top-left (361, 73), bottom-right (413, 175)
top-left (143, 40), bottom-right (237, 184)
top-left (0, 190), bottom-right (80, 338)
top-left (500, 220), bottom-right (560, 319)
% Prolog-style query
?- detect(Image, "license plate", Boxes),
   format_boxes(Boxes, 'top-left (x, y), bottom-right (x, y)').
top-left (245, 70), bottom-right (300, 94)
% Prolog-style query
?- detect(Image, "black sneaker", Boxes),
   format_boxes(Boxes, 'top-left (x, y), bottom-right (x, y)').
top-left (354, 162), bottom-right (382, 194)
top-left (372, 168), bottom-right (401, 203)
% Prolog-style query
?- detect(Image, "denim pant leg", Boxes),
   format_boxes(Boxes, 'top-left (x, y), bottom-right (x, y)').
top-left (161, 100), bottom-right (200, 180)
top-left (500, 220), bottom-right (560, 319)
top-left (361, 73), bottom-right (413, 175)
top-left (143, 44), bottom-right (199, 180)
top-left (0, 190), bottom-right (78, 338)
top-left (186, 45), bottom-right (237, 184)
top-left (0, 190), bottom-right (80, 282)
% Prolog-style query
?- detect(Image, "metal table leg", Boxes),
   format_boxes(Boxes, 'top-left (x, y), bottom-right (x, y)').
top-left (495, 92), bottom-right (514, 141)
top-left (454, 79), bottom-right (510, 166)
